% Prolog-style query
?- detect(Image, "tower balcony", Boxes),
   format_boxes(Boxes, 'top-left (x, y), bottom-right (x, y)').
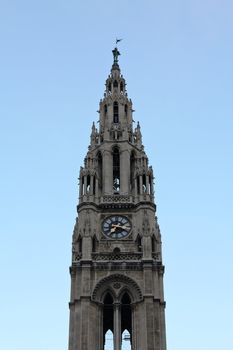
top-left (78, 193), bottom-right (155, 209)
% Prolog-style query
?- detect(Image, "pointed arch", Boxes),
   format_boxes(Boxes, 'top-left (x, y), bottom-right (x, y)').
top-left (91, 274), bottom-right (143, 304)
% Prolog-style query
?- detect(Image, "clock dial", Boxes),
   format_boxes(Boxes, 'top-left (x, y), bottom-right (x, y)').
top-left (102, 215), bottom-right (131, 239)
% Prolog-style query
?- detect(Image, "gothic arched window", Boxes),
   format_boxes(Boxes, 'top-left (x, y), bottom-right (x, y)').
top-left (121, 293), bottom-right (132, 348)
top-left (113, 101), bottom-right (119, 123)
top-left (113, 147), bottom-right (120, 192)
top-left (103, 293), bottom-right (114, 349)
top-left (120, 82), bottom-right (124, 93)
top-left (113, 80), bottom-right (118, 88)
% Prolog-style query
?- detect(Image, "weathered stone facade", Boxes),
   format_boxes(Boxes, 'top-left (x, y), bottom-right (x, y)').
top-left (68, 48), bottom-right (167, 350)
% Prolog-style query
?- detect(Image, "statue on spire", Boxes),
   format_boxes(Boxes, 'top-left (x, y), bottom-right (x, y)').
top-left (112, 47), bottom-right (120, 64)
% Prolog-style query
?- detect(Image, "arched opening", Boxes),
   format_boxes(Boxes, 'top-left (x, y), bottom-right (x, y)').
top-left (113, 80), bottom-right (118, 88)
top-left (104, 104), bottom-right (107, 115)
top-left (113, 147), bottom-right (120, 193)
top-left (104, 330), bottom-right (113, 350)
top-left (92, 235), bottom-right (97, 252)
top-left (108, 82), bottom-right (112, 93)
top-left (113, 102), bottom-right (119, 123)
top-left (142, 174), bottom-right (147, 193)
top-left (121, 293), bottom-right (132, 349)
top-left (149, 174), bottom-right (153, 195)
top-left (93, 175), bottom-right (96, 195)
top-left (120, 82), bottom-right (124, 93)
top-left (137, 175), bottom-right (140, 195)
top-left (78, 236), bottom-right (82, 253)
top-left (122, 330), bottom-right (131, 350)
top-left (103, 293), bottom-right (114, 350)
top-left (124, 104), bottom-right (128, 115)
top-left (113, 247), bottom-right (121, 255)
top-left (81, 176), bottom-right (84, 195)
top-left (86, 174), bottom-right (91, 193)
top-left (136, 234), bottom-right (142, 252)
top-left (151, 235), bottom-right (156, 253)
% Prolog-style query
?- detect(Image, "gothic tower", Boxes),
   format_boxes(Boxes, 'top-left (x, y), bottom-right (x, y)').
top-left (68, 47), bottom-right (167, 350)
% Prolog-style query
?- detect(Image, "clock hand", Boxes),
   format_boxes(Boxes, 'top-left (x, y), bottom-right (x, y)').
top-left (111, 224), bottom-right (130, 231)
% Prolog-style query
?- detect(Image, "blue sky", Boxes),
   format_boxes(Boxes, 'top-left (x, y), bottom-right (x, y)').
top-left (0, 1), bottom-right (232, 349)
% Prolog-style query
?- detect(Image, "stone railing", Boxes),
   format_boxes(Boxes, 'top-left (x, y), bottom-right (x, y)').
top-left (73, 253), bottom-right (82, 261)
top-left (92, 252), bottom-right (142, 261)
top-left (101, 195), bottom-right (133, 203)
top-left (152, 252), bottom-right (162, 261)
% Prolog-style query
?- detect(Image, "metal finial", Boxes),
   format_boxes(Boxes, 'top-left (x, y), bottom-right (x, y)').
top-left (116, 38), bottom-right (122, 46)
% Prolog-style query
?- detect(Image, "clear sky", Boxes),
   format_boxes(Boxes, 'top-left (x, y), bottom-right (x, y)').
top-left (0, 1), bottom-right (232, 349)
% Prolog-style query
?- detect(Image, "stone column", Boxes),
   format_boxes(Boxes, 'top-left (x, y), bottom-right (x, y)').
top-left (134, 178), bottom-right (137, 197)
top-left (95, 177), bottom-right (99, 197)
top-left (103, 150), bottom-right (113, 194)
top-left (120, 150), bottom-right (130, 194)
top-left (79, 176), bottom-right (83, 198)
top-left (90, 175), bottom-right (94, 195)
top-left (146, 175), bottom-right (150, 194)
top-left (139, 175), bottom-right (143, 195)
top-left (114, 303), bottom-right (121, 350)
top-left (84, 175), bottom-right (87, 195)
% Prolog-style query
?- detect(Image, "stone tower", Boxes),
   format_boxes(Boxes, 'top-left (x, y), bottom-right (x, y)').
top-left (68, 47), bottom-right (167, 350)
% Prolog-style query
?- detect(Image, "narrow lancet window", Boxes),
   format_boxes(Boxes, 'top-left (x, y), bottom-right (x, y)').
top-left (78, 237), bottom-right (82, 253)
top-left (113, 147), bottom-right (120, 192)
top-left (86, 174), bottom-right (90, 193)
top-left (113, 80), bottom-right (118, 88)
top-left (103, 293), bottom-right (114, 350)
top-left (120, 82), bottom-right (124, 93)
top-left (97, 152), bottom-right (102, 191)
top-left (113, 101), bottom-right (119, 123)
top-left (143, 174), bottom-right (147, 193)
top-left (125, 104), bottom-right (128, 115)
top-left (121, 293), bottom-right (132, 349)
top-left (92, 235), bottom-right (97, 252)
top-left (136, 235), bottom-right (142, 252)
top-left (137, 175), bottom-right (140, 195)
top-left (130, 152), bottom-right (136, 191)
top-left (152, 235), bottom-right (156, 253)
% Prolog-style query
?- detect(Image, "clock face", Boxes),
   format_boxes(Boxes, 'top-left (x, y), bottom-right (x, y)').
top-left (102, 215), bottom-right (131, 239)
